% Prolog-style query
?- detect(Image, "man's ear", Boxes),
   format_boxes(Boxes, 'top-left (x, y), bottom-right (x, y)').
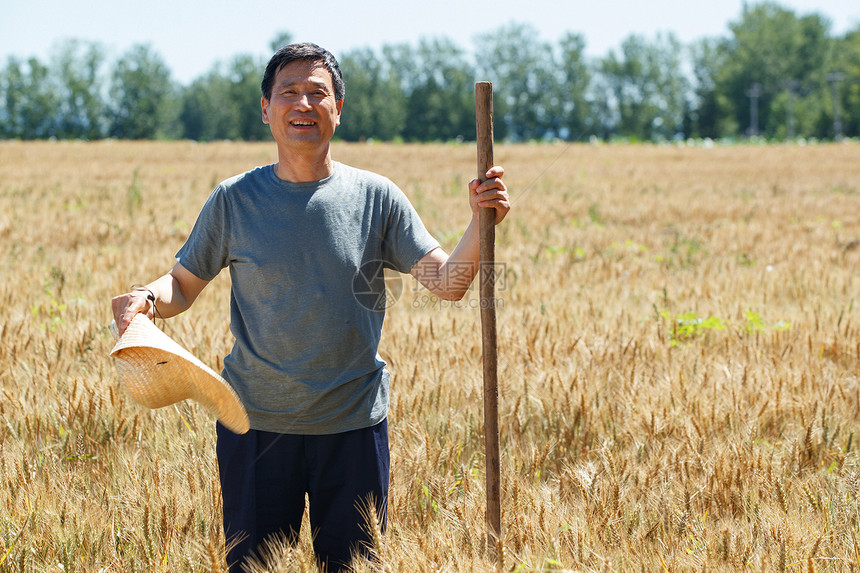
top-left (261, 97), bottom-right (270, 125)
top-left (335, 98), bottom-right (343, 126)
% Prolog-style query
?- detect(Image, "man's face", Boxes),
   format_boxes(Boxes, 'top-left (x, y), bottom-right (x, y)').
top-left (261, 59), bottom-right (343, 153)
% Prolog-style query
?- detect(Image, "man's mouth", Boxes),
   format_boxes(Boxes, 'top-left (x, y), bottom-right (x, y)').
top-left (291, 120), bottom-right (316, 127)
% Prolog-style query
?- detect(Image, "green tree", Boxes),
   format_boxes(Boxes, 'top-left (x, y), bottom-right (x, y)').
top-left (716, 2), bottom-right (832, 138)
top-left (0, 57), bottom-right (28, 138)
top-left (557, 32), bottom-right (593, 140)
top-left (270, 31), bottom-right (294, 53)
top-left (835, 26), bottom-right (860, 137)
top-left (51, 39), bottom-right (107, 139)
top-left (226, 54), bottom-right (270, 141)
top-left (179, 55), bottom-right (271, 141)
top-left (408, 38), bottom-right (475, 142)
top-left (179, 74), bottom-right (223, 140)
top-left (0, 56), bottom-right (60, 138)
top-left (109, 44), bottom-right (174, 139)
top-left (474, 23), bottom-right (556, 141)
top-left (338, 47), bottom-right (406, 141)
top-left (179, 70), bottom-right (239, 141)
top-left (688, 37), bottom-right (729, 138)
top-left (599, 32), bottom-right (687, 141)
top-left (380, 39), bottom-right (475, 142)
top-left (178, 83), bottom-right (206, 140)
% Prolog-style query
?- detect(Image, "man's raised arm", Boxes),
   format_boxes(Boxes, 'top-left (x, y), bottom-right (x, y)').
top-left (410, 166), bottom-right (509, 300)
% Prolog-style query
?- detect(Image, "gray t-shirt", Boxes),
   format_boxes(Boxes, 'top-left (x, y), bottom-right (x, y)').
top-left (176, 162), bottom-right (440, 434)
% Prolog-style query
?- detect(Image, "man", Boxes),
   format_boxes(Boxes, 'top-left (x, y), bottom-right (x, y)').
top-left (111, 42), bottom-right (509, 572)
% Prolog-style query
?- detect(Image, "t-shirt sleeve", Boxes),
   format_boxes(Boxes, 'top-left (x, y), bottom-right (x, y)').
top-left (381, 183), bottom-right (441, 273)
top-left (174, 186), bottom-right (230, 281)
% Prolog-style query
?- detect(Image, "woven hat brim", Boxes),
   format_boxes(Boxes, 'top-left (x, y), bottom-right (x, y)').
top-left (110, 315), bottom-right (249, 434)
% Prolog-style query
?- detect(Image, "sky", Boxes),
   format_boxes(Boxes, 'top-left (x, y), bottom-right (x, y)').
top-left (2, 0), bottom-right (858, 85)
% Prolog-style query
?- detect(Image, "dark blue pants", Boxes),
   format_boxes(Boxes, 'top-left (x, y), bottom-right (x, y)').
top-left (216, 419), bottom-right (389, 573)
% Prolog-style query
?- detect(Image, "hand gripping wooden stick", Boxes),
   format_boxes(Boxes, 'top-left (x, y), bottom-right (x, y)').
top-left (476, 81), bottom-right (502, 559)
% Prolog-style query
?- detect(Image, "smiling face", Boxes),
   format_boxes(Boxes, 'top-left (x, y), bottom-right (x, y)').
top-left (261, 59), bottom-right (343, 158)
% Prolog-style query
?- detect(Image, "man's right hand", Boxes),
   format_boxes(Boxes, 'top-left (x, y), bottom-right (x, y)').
top-left (111, 288), bottom-right (156, 336)
top-left (110, 263), bottom-right (211, 337)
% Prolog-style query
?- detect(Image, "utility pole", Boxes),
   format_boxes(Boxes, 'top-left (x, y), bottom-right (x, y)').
top-left (746, 83), bottom-right (762, 137)
top-left (785, 79), bottom-right (798, 140)
top-left (827, 72), bottom-right (845, 141)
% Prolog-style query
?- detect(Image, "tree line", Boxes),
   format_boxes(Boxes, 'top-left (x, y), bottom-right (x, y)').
top-left (2, 2), bottom-right (858, 143)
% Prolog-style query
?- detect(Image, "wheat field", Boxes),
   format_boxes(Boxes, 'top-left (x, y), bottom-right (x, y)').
top-left (2, 140), bottom-right (860, 572)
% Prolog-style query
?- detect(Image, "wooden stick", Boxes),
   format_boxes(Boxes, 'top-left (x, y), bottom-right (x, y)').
top-left (476, 81), bottom-right (501, 559)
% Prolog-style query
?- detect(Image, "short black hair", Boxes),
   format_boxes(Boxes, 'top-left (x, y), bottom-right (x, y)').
top-left (261, 42), bottom-right (345, 102)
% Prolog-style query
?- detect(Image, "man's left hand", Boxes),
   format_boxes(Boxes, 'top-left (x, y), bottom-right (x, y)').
top-left (469, 166), bottom-right (510, 225)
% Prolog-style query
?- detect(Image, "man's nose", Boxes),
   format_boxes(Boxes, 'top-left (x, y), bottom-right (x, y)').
top-left (294, 93), bottom-right (312, 109)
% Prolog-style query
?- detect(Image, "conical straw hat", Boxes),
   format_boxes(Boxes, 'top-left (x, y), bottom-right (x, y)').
top-left (110, 314), bottom-right (249, 434)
